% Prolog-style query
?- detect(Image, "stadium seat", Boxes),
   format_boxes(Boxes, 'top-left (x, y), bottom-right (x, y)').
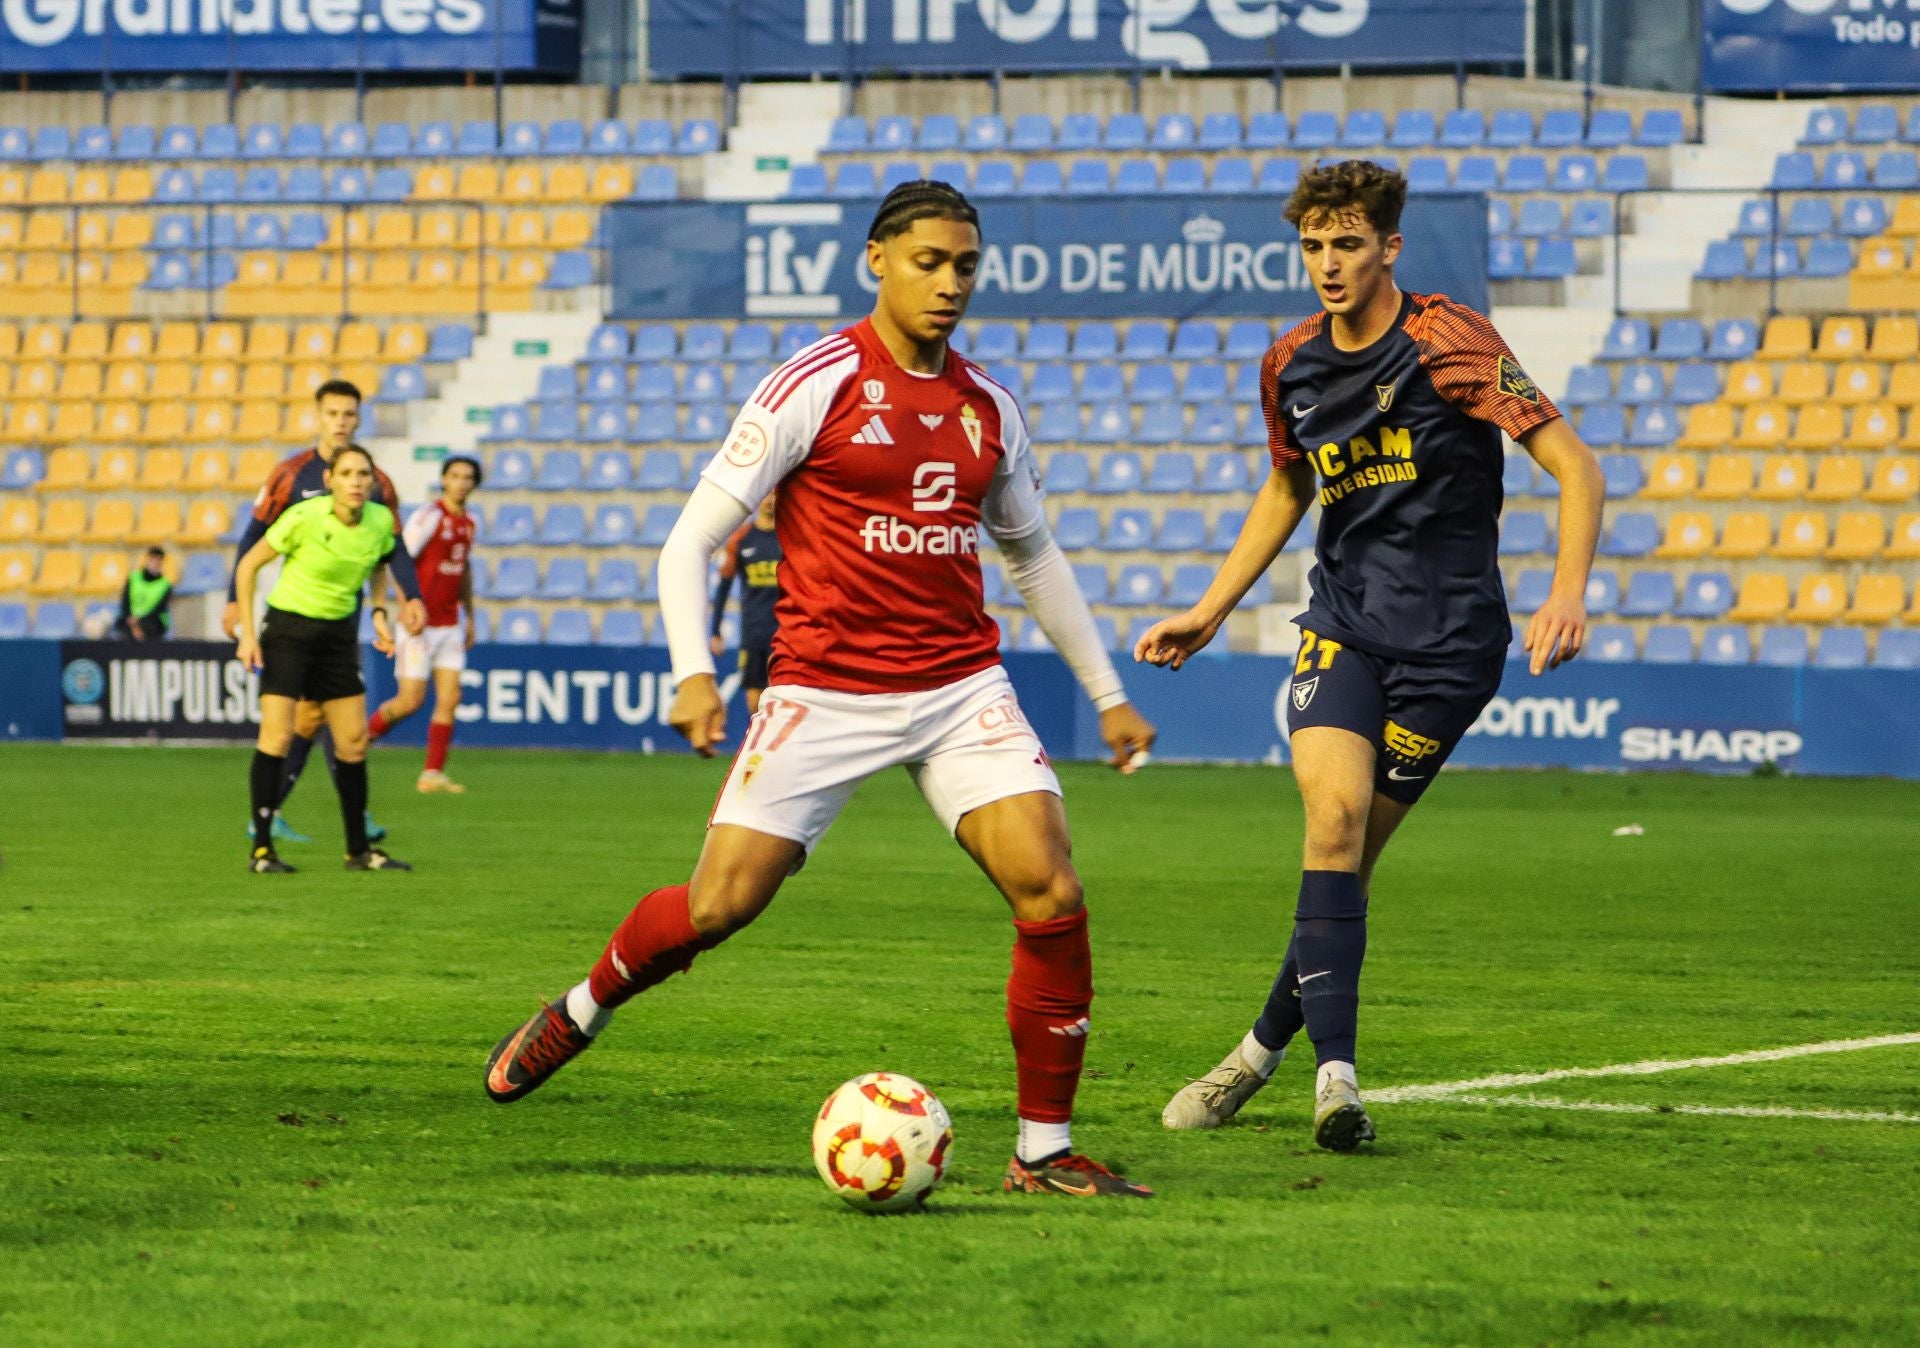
top-left (1699, 625), bottom-right (1751, 665)
top-left (1652, 512), bottom-right (1712, 559)
top-left (1499, 512), bottom-right (1550, 555)
top-left (1676, 572), bottom-right (1733, 619)
top-left (1728, 572), bottom-right (1790, 622)
top-left (1619, 570), bottom-right (1676, 618)
top-left (1756, 626), bottom-right (1810, 667)
top-left (495, 608), bottom-right (542, 644)
top-left (1874, 628), bottom-right (1920, 668)
top-left (1584, 624), bottom-right (1636, 663)
top-left (589, 558), bottom-right (643, 602)
top-left (1641, 625), bottom-right (1693, 663)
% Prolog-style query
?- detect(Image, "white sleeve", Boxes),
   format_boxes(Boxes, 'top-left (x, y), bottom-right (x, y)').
top-left (977, 380), bottom-right (1048, 544)
top-left (699, 337), bottom-right (858, 512)
top-left (402, 501), bottom-right (440, 557)
top-left (659, 481), bottom-right (752, 684)
top-left (999, 519), bottom-right (1128, 712)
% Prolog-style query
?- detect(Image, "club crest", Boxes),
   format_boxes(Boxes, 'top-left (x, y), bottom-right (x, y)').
top-left (1292, 676), bottom-right (1319, 711)
top-left (959, 403), bottom-right (983, 457)
top-left (1376, 381), bottom-right (1397, 413)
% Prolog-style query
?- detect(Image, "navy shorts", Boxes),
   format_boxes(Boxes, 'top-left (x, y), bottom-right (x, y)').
top-left (1285, 629), bottom-right (1504, 804)
top-left (738, 641), bottom-right (772, 692)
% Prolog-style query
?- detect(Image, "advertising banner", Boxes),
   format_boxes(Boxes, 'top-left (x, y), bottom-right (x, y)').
top-left (608, 194), bottom-right (1488, 322)
top-left (0, 0), bottom-right (581, 75)
top-left (55, 641), bottom-right (262, 740)
top-left (1703, 0), bottom-right (1920, 93)
top-left (647, 0), bottom-right (1527, 79)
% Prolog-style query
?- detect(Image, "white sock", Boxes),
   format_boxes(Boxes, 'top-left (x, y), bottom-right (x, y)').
top-left (1016, 1118), bottom-right (1073, 1164)
top-left (1239, 1029), bottom-right (1284, 1079)
top-left (564, 980), bottom-right (613, 1037)
top-left (1316, 1060), bottom-right (1358, 1094)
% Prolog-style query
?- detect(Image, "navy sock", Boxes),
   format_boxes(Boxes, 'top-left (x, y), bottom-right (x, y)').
top-left (1251, 936), bottom-right (1305, 1052)
top-left (277, 733), bottom-right (316, 808)
top-left (250, 751), bottom-right (285, 850)
top-left (1291, 870), bottom-right (1368, 1067)
top-left (319, 728), bottom-right (340, 782)
top-left (335, 759), bottom-right (369, 856)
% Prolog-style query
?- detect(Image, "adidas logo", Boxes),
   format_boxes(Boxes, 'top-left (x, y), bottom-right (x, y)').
top-left (1048, 1017), bottom-right (1091, 1039)
top-left (851, 415), bottom-right (895, 446)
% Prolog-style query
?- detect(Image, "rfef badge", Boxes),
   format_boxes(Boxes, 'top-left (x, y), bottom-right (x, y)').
top-left (1497, 355), bottom-right (1541, 403)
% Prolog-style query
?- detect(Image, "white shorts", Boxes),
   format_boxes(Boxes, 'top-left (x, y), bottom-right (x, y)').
top-left (394, 624), bottom-right (466, 682)
top-left (709, 664), bottom-right (1061, 854)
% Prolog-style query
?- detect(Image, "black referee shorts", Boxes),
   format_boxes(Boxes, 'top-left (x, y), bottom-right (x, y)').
top-left (1285, 628), bottom-right (1504, 805)
top-left (259, 606), bottom-right (365, 703)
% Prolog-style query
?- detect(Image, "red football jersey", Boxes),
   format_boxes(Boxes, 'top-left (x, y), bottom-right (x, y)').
top-left (702, 317), bottom-right (1046, 695)
top-left (403, 499), bottom-right (475, 628)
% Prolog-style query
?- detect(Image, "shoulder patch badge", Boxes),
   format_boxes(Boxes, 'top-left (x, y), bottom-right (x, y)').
top-left (1498, 354), bottom-right (1541, 403)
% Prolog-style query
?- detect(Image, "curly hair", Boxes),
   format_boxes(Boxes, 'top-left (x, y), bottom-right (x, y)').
top-left (1283, 159), bottom-right (1408, 238)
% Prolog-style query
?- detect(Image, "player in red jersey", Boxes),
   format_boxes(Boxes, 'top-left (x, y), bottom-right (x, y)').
top-left (485, 182), bottom-right (1159, 1198)
top-left (368, 456), bottom-right (481, 793)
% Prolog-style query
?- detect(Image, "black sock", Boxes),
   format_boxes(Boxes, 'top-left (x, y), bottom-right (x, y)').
top-left (250, 751), bottom-right (286, 850)
top-left (336, 759), bottom-right (369, 856)
top-left (1251, 935), bottom-right (1305, 1052)
top-left (1291, 870), bottom-right (1368, 1067)
top-left (278, 733), bottom-right (316, 808)
top-left (319, 727), bottom-right (340, 783)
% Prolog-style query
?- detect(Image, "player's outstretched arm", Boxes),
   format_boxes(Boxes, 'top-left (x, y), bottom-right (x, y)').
top-left (1135, 461), bottom-right (1313, 669)
top-left (1520, 418), bottom-right (1604, 675)
top-left (658, 480), bottom-right (755, 756)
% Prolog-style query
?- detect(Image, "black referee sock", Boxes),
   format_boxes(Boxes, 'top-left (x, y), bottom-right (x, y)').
top-left (277, 733), bottom-right (316, 808)
top-left (250, 751), bottom-right (286, 851)
top-left (335, 759), bottom-right (370, 856)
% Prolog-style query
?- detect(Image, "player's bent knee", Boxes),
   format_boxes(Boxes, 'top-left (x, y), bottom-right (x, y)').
top-left (257, 729), bottom-right (294, 756)
top-left (1007, 867), bottom-right (1084, 923)
top-left (332, 732), bottom-right (370, 762)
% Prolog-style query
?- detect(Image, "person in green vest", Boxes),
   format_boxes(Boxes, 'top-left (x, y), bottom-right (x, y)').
top-left (113, 547), bottom-right (172, 641)
top-left (233, 444), bottom-right (423, 875)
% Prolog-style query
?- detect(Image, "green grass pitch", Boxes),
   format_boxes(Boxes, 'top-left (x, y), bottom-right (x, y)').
top-left (2, 743), bottom-right (1916, 1346)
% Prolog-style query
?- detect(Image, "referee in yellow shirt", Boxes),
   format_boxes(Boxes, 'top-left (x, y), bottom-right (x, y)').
top-left (234, 445), bottom-right (423, 873)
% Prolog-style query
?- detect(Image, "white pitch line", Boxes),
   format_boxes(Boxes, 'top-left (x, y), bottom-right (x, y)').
top-left (1440, 1093), bottom-right (1920, 1125)
top-left (1370, 1032), bottom-right (1920, 1105)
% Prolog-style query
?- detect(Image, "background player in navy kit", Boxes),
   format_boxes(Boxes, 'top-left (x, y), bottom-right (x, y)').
top-left (1140, 161), bottom-right (1604, 1149)
top-left (709, 489), bottom-right (781, 715)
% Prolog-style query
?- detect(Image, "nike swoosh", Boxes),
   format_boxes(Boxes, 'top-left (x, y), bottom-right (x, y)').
top-left (1298, 970), bottom-right (1332, 984)
top-left (1387, 767), bottom-right (1426, 781)
top-left (488, 1021), bottom-right (535, 1095)
top-left (1046, 1178), bottom-right (1099, 1196)
top-left (1291, 403), bottom-right (1318, 419)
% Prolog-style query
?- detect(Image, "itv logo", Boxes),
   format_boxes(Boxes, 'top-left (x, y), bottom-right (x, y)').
top-left (744, 204), bottom-right (845, 318)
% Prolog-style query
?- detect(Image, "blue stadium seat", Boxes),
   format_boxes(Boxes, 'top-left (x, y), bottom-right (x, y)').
top-left (684, 406), bottom-right (728, 441)
top-left (1584, 571), bottom-right (1622, 615)
top-left (1676, 572), bottom-right (1733, 619)
top-left (500, 120), bottom-right (541, 156)
top-left (830, 162), bottom-right (877, 198)
top-left (1218, 321), bottom-right (1267, 362)
top-left (1749, 239), bottom-right (1800, 279)
top-left (1068, 565), bottom-right (1110, 606)
top-left (539, 120), bottom-right (584, 156)
top-left (1708, 319), bottom-right (1758, 360)
top-left (1733, 198), bottom-right (1776, 238)
top-left (1600, 317), bottom-right (1652, 361)
top-left (1, 449), bottom-right (44, 488)
top-left (1537, 109), bottom-right (1583, 148)
top-left (969, 160), bottom-right (1015, 196)
top-left (1102, 509), bottom-right (1152, 551)
top-left (538, 504), bottom-right (587, 546)
top-left (1552, 154), bottom-right (1599, 192)
top-left (598, 610), bottom-right (648, 647)
top-left (1577, 404), bottom-right (1624, 446)
top-left (1486, 200), bottom-right (1515, 238)
top-left (1601, 155), bottom-right (1649, 193)
top-left (490, 557), bottom-right (539, 600)
top-left (1382, 109), bottom-right (1432, 149)
top-left (1292, 111), bottom-right (1338, 150)
top-left (1873, 629), bottom-right (1920, 669)
top-left (1501, 454), bottom-right (1531, 497)
top-left (1191, 451), bottom-right (1246, 495)
top-left (1770, 152), bottom-right (1816, 189)
top-left (1136, 403), bottom-right (1182, 445)
top-left (1585, 108), bottom-right (1633, 148)
top-left (825, 117), bottom-right (867, 153)
top-left (1488, 239), bottom-right (1528, 280)
top-left (492, 608), bottom-right (539, 644)
top-left (1111, 158), bottom-right (1158, 194)
top-left (872, 161), bottom-right (918, 195)
top-left (1619, 571), bottom-right (1675, 618)
top-left (1802, 107), bottom-right (1844, 146)
top-left (1566, 199), bottom-right (1613, 238)
top-left (1874, 151), bottom-right (1920, 188)
top-left (31, 126), bottom-right (72, 160)
top-left (631, 450), bottom-right (680, 491)
top-left (1700, 625), bottom-right (1752, 665)
top-left (625, 120), bottom-right (668, 155)
top-left (0, 127), bottom-right (28, 159)
top-left (587, 120), bottom-right (630, 155)
top-left (1618, 362), bottom-right (1665, 402)
top-left (1814, 627), bottom-right (1868, 669)
top-left (579, 404), bottom-right (627, 442)
top-left (1839, 197), bottom-right (1889, 237)
top-left (279, 123), bottom-right (321, 157)
top-left (239, 124), bottom-right (280, 159)
top-left (1786, 198), bottom-right (1834, 236)
top-left (239, 168), bottom-right (282, 204)
top-left (283, 166), bottom-right (323, 200)
top-left (544, 609), bottom-right (593, 645)
top-left (1652, 319), bottom-right (1705, 360)
top-left (624, 324), bottom-right (672, 362)
top-left (1502, 155), bottom-right (1547, 192)
top-left (871, 117), bottom-right (913, 151)
top-left (1499, 511), bottom-right (1550, 555)
top-left (1533, 235), bottom-right (1579, 278)
top-left (582, 361), bottom-right (627, 402)
top-left (628, 504), bottom-right (677, 548)
top-left (422, 323), bottom-right (472, 364)
top-left (1639, 625), bottom-right (1692, 663)
top-left (30, 603), bottom-right (76, 639)
top-left (378, 364), bottom-right (426, 403)
top-left (1584, 624), bottom-right (1637, 663)
top-left (1562, 365), bottom-right (1611, 406)
top-left (1669, 363), bottom-right (1718, 405)
top-left (1339, 110), bottom-right (1386, 148)
top-left (1454, 155), bottom-right (1498, 195)
top-left (918, 115), bottom-right (960, 151)
top-left (1510, 568), bottom-right (1554, 613)
top-left (677, 120), bottom-right (720, 155)
top-left (1228, 111), bottom-right (1280, 150)
top-left (1805, 238), bottom-right (1853, 278)
top-left (1052, 507), bottom-right (1099, 551)
top-left (1099, 113), bottom-right (1144, 151)
top-left (965, 115), bottom-right (1008, 151)
top-left (1126, 364), bottom-right (1174, 403)
top-left (1155, 507), bottom-right (1207, 551)
top-left (198, 168), bottom-right (240, 203)
top-left (1112, 565), bottom-right (1163, 606)
top-left (1256, 158), bottom-right (1300, 195)
top-left (1426, 110), bottom-right (1478, 150)
top-left (323, 122), bottom-right (367, 157)
top-left (1637, 108), bottom-right (1684, 147)
top-left (588, 557), bottom-right (642, 602)
top-left (1014, 159), bottom-right (1059, 194)
top-left (927, 159), bottom-right (969, 190)
top-left (540, 558), bottom-right (589, 601)
top-left (1150, 114), bottom-right (1196, 149)
top-left (326, 167), bottom-right (369, 202)
top-left (1849, 103), bottom-right (1897, 143)
top-left (530, 403), bottom-right (579, 443)
top-left (114, 125), bottom-right (157, 161)
top-left (1143, 452), bottom-right (1196, 494)
top-left (1820, 152), bottom-right (1868, 188)
top-left (1091, 452), bottom-right (1143, 494)
top-left (1599, 453), bottom-right (1644, 497)
top-left (488, 448), bottom-right (534, 488)
top-left (1597, 512), bottom-right (1658, 558)
top-left (1009, 114), bottom-right (1053, 152)
top-left (368, 122), bottom-right (409, 157)
top-left (1163, 157), bottom-right (1207, 194)
top-left (1489, 110), bottom-right (1535, 148)
top-left (1208, 509), bottom-right (1248, 552)
top-left (176, 553), bottom-right (228, 596)
top-left (1404, 156), bottom-right (1450, 194)
top-left (776, 323), bottom-right (823, 359)
top-left (1066, 159), bottom-right (1111, 194)
top-left (1518, 199), bottom-right (1564, 237)
top-left (1198, 113), bottom-right (1242, 151)
top-left (1756, 626), bottom-right (1809, 667)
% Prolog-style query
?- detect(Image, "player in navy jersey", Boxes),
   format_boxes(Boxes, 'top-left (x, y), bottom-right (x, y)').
top-left (709, 489), bottom-right (781, 715)
top-left (1139, 161), bottom-right (1604, 1149)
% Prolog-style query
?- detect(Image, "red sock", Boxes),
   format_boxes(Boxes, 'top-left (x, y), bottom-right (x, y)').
top-left (1006, 908), bottom-right (1093, 1125)
top-left (425, 721), bottom-right (452, 772)
top-left (588, 885), bottom-right (725, 1009)
top-left (368, 709), bottom-right (390, 740)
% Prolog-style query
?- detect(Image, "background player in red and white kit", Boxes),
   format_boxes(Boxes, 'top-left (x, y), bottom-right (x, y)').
top-left (485, 182), bottom-right (1160, 1199)
top-left (368, 455), bottom-right (481, 793)
top-left (1142, 162), bottom-right (1603, 1150)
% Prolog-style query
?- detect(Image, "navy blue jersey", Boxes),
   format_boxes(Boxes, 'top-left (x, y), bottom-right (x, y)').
top-left (1263, 291), bottom-right (1561, 663)
top-left (712, 522), bottom-right (781, 648)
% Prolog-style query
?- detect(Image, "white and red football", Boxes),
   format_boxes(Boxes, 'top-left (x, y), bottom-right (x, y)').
top-left (811, 1072), bottom-right (953, 1213)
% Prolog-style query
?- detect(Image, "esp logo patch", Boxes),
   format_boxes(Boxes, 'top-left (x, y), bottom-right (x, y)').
top-left (1498, 354), bottom-right (1541, 403)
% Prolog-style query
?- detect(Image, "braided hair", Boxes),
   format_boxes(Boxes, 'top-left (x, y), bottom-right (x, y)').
top-left (867, 179), bottom-right (980, 243)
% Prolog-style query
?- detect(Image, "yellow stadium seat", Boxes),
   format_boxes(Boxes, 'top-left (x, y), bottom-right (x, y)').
top-left (286, 362), bottom-right (329, 401)
top-left (337, 362), bottom-right (380, 399)
top-left (244, 323), bottom-right (290, 362)
top-left (204, 322), bottom-right (246, 359)
top-left (1753, 454), bottom-right (1808, 501)
top-left (27, 170), bottom-right (70, 205)
top-left (1867, 455), bottom-right (1919, 502)
top-left (1677, 402), bottom-right (1736, 450)
top-left (0, 365), bottom-right (10, 399)
top-left (1716, 511), bottom-right (1772, 558)
top-left (140, 403), bottom-right (186, 445)
top-left (96, 403), bottom-right (139, 442)
top-left (1844, 403), bottom-right (1898, 452)
top-left (1770, 510), bottom-right (1827, 559)
top-left (0, 215), bottom-right (19, 248)
top-left (456, 165), bottom-right (500, 200)
top-left (23, 213), bottom-right (67, 250)
top-left (89, 448), bottom-right (136, 490)
top-left (233, 448), bottom-right (279, 487)
top-left (502, 165), bottom-right (543, 202)
top-left (588, 165), bottom-right (634, 202)
top-left (1901, 408), bottom-right (1920, 449)
top-left (151, 321), bottom-right (197, 360)
top-left (1830, 361), bottom-right (1883, 406)
top-left (180, 499), bottom-right (231, 545)
top-left (1809, 455), bottom-right (1865, 502)
top-left (549, 209), bottom-right (593, 250)
top-left (497, 252), bottom-right (547, 287)
top-left (368, 212), bottom-right (415, 250)
top-left (15, 253), bottom-right (65, 292)
top-left (1698, 454), bottom-right (1753, 500)
top-left (184, 450), bottom-right (230, 491)
top-left (4, 402), bottom-right (50, 442)
top-left (1732, 403), bottom-right (1789, 450)
top-left (337, 322), bottom-right (381, 361)
top-left (384, 323), bottom-right (428, 362)
top-left (85, 498), bottom-right (134, 543)
top-left (1891, 199), bottom-right (1920, 236)
top-left (414, 166), bottom-right (456, 201)
top-left (37, 498), bottom-right (87, 543)
top-left (320, 213), bottom-right (373, 252)
top-left (414, 251), bottom-right (460, 289)
top-left (72, 170), bottom-right (110, 204)
top-left (1775, 363), bottom-right (1828, 405)
top-left (130, 498), bottom-right (181, 545)
top-left (1815, 316), bottom-right (1868, 361)
top-left (143, 362), bottom-right (190, 401)
top-left (280, 403), bottom-right (320, 445)
top-left (107, 322), bottom-right (153, 359)
top-left (48, 403), bottom-right (95, 443)
top-left (240, 363), bottom-right (286, 401)
top-left (55, 363), bottom-right (103, 402)
top-left (290, 324), bottom-right (336, 360)
top-left (38, 448), bottom-right (88, 490)
top-left (186, 402), bottom-right (235, 444)
top-left (22, 323), bottom-right (63, 358)
top-left (0, 324), bottom-right (16, 359)
top-left (1654, 511), bottom-right (1714, 558)
top-left (138, 450), bottom-right (184, 492)
top-left (1827, 511), bottom-right (1884, 561)
top-left (0, 171), bottom-right (22, 204)
top-left (75, 211), bottom-right (111, 248)
top-left (232, 251), bottom-right (280, 289)
top-left (109, 215), bottom-right (152, 250)
top-left (30, 549), bottom-right (82, 595)
top-left (1848, 573), bottom-right (1905, 624)
top-left (0, 548), bottom-right (31, 590)
top-left (110, 168), bottom-right (152, 203)
top-left (502, 208), bottom-right (546, 248)
top-left (1890, 513), bottom-right (1920, 559)
top-left (1888, 363), bottom-right (1920, 404)
top-left (1788, 573), bottom-right (1846, 623)
top-left (415, 210), bottom-right (460, 249)
top-left (276, 254), bottom-right (326, 309)
top-left (1726, 572), bottom-right (1790, 622)
top-left (1759, 316), bottom-right (1813, 360)
top-left (544, 164), bottom-right (588, 202)
top-left (236, 401), bottom-right (282, 443)
top-left (0, 498), bottom-right (38, 541)
top-left (1641, 453), bottom-right (1697, 500)
top-left (15, 362), bottom-right (56, 398)
top-left (1869, 315), bottom-right (1920, 362)
top-left (1788, 402), bottom-right (1843, 452)
top-left (104, 361), bottom-right (147, 399)
top-left (78, 551), bottom-right (128, 596)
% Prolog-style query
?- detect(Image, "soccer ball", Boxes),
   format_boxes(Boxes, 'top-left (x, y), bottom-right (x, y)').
top-left (811, 1072), bottom-right (953, 1213)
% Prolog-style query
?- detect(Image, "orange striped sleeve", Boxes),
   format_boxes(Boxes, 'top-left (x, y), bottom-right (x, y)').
top-left (249, 454), bottom-right (303, 524)
top-left (1261, 313), bottom-right (1326, 470)
top-left (1405, 294), bottom-right (1561, 440)
top-left (374, 466), bottom-right (403, 533)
